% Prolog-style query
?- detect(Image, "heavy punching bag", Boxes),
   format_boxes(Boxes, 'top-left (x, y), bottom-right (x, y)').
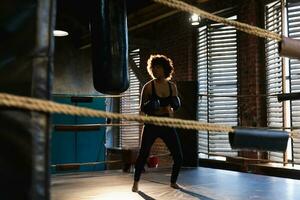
top-left (0, 0), bottom-right (55, 199)
top-left (90, 0), bottom-right (129, 94)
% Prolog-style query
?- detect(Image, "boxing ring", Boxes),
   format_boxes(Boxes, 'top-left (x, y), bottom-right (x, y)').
top-left (51, 167), bottom-right (300, 200)
top-left (2, 0), bottom-right (300, 199)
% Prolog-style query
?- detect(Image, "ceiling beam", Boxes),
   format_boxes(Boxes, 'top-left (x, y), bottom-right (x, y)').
top-left (129, 10), bottom-right (179, 31)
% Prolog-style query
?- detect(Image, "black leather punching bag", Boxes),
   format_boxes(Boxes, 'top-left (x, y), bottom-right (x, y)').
top-left (0, 0), bottom-right (55, 199)
top-left (90, 0), bottom-right (129, 94)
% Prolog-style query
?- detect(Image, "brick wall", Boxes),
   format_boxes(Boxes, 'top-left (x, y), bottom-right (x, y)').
top-left (237, 0), bottom-right (267, 128)
top-left (237, 0), bottom-right (267, 159)
top-left (137, 12), bottom-right (197, 82)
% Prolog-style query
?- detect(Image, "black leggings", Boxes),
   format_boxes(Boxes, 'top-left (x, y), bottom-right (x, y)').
top-left (134, 124), bottom-right (183, 183)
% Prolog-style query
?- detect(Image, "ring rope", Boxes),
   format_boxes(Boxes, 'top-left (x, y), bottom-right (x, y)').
top-left (1, 92), bottom-right (300, 138)
top-left (54, 123), bottom-right (141, 128)
top-left (207, 153), bottom-right (289, 165)
top-left (153, 0), bottom-right (282, 41)
top-left (0, 92), bottom-right (233, 132)
top-left (198, 93), bottom-right (280, 98)
top-left (52, 93), bottom-right (139, 98)
top-left (51, 160), bottom-right (122, 168)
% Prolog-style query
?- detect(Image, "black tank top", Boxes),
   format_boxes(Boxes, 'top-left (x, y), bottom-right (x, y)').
top-left (151, 81), bottom-right (172, 107)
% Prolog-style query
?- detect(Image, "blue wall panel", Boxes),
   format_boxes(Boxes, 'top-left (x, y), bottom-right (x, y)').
top-left (51, 131), bottom-right (76, 164)
top-left (51, 96), bottom-right (106, 173)
top-left (77, 131), bottom-right (106, 171)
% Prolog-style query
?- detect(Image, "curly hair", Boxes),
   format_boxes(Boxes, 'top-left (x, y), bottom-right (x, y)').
top-left (146, 54), bottom-right (174, 80)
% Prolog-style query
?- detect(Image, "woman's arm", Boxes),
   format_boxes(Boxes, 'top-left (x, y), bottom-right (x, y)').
top-left (139, 82), bottom-right (151, 115)
top-left (170, 82), bottom-right (181, 111)
top-left (171, 82), bottom-right (178, 96)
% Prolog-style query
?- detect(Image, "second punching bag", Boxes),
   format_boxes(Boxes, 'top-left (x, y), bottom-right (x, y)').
top-left (90, 0), bottom-right (129, 94)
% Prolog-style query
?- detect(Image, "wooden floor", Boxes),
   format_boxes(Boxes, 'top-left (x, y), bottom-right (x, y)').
top-left (51, 167), bottom-right (300, 200)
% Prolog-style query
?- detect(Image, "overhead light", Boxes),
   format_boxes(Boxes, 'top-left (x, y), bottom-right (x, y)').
top-left (53, 30), bottom-right (69, 37)
top-left (190, 14), bottom-right (201, 26)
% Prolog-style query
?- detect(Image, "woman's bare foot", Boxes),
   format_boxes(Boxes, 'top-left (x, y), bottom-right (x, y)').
top-left (170, 183), bottom-right (181, 189)
top-left (132, 181), bottom-right (139, 192)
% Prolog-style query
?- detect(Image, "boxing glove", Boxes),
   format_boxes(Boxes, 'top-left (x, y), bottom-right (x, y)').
top-left (170, 96), bottom-right (181, 111)
top-left (141, 99), bottom-right (160, 114)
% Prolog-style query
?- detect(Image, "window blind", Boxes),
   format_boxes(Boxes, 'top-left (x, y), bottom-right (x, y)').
top-left (287, 0), bottom-right (300, 164)
top-left (120, 49), bottom-right (141, 148)
top-left (265, 0), bottom-right (284, 162)
top-left (197, 16), bottom-right (238, 158)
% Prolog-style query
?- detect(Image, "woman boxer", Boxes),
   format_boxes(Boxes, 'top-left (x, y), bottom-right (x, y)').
top-left (132, 54), bottom-right (183, 192)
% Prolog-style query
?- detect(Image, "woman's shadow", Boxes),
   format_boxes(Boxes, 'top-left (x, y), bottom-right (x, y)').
top-left (179, 188), bottom-right (217, 200)
top-left (138, 188), bottom-right (217, 200)
top-left (138, 191), bottom-right (156, 200)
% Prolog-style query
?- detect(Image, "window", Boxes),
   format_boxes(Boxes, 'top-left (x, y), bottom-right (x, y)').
top-left (197, 16), bottom-right (238, 158)
top-left (120, 49), bottom-right (141, 148)
top-left (265, 0), bottom-right (300, 165)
